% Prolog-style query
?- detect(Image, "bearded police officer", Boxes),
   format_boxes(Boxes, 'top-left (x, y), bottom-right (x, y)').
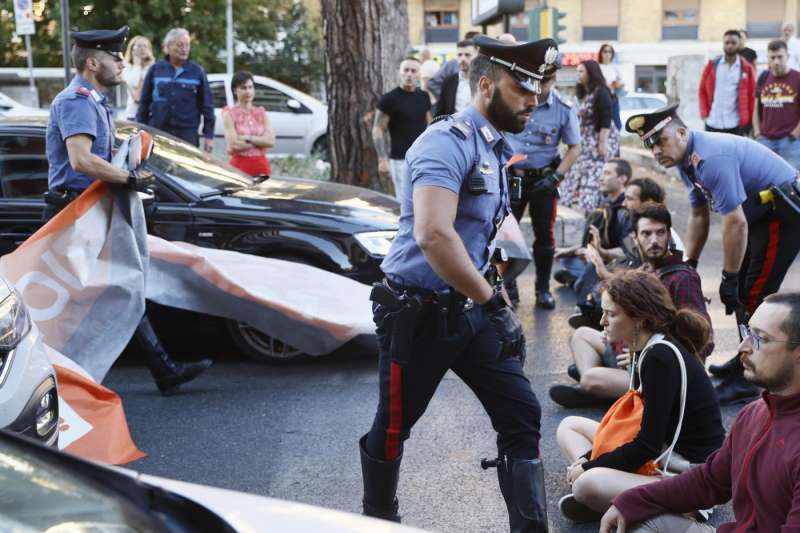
top-left (45, 26), bottom-right (211, 395)
top-left (506, 55), bottom-right (580, 309)
top-left (625, 104), bottom-right (800, 404)
top-left (359, 37), bottom-right (559, 532)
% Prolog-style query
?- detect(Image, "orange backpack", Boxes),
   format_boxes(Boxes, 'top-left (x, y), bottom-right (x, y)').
top-left (590, 335), bottom-right (688, 476)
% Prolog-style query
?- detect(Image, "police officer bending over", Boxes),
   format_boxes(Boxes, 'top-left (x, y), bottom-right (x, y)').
top-left (626, 103), bottom-right (800, 405)
top-left (360, 36), bottom-right (559, 532)
top-left (507, 56), bottom-right (580, 309)
top-left (45, 26), bottom-right (211, 395)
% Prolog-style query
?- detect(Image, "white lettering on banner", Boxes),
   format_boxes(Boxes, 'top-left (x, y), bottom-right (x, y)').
top-left (15, 271), bottom-right (69, 322)
top-left (41, 250), bottom-right (83, 290)
top-left (57, 397), bottom-right (93, 450)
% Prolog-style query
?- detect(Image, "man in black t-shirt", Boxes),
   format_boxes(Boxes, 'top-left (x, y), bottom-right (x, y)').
top-left (372, 58), bottom-right (432, 198)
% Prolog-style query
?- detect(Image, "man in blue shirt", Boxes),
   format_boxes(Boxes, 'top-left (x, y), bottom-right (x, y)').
top-left (507, 57), bottom-right (581, 309)
top-left (136, 28), bottom-right (215, 152)
top-left (46, 26), bottom-right (211, 396)
top-left (626, 103), bottom-right (800, 404)
top-left (360, 36), bottom-right (559, 532)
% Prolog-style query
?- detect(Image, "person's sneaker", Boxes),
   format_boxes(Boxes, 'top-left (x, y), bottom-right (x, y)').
top-left (549, 384), bottom-right (602, 408)
top-left (558, 493), bottom-right (603, 523)
top-left (567, 364), bottom-right (581, 382)
top-left (568, 310), bottom-right (590, 329)
top-left (535, 290), bottom-right (555, 310)
top-left (715, 374), bottom-right (761, 406)
top-left (554, 269), bottom-right (577, 288)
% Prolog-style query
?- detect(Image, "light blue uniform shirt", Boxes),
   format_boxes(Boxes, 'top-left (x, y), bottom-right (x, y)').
top-left (47, 75), bottom-right (115, 191)
top-left (680, 131), bottom-right (796, 223)
top-left (381, 105), bottom-right (512, 291)
top-left (507, 89), bottom-right (580, 169)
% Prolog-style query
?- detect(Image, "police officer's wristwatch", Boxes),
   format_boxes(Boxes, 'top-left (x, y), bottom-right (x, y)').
top-left (127, 170), bottom-right (139, 188)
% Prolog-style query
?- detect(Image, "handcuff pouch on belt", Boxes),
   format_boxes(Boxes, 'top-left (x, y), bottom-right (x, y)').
top-left (766, 179), bottom-right (800, 226)
top-left (370, 281), bottom-right (423, 365)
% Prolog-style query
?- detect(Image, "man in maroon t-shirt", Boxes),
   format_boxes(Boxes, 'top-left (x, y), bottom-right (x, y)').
top-left (753, 39), bottom-right (800, 168)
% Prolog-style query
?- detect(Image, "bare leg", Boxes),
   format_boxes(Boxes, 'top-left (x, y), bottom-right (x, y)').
top-left (581, 367), bottom-right (630, 399)
top-left (572, 327), bottom-right (606, 376)
top-left (573, 467), bottom-right (662, 512)
top-left (556, 416), bottom-right (598, 463)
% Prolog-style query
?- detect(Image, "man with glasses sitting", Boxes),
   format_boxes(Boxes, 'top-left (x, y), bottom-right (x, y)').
top-left (599, 292), bottom-right (800, 533)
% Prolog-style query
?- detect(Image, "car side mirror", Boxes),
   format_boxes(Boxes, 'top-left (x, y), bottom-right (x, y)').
top-left (287, 99), bottom-right (302, 112)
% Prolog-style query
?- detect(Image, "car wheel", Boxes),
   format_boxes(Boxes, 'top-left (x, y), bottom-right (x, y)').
top-left (311, 135), bottom-right (330, 162)
top-left (224, 253), bottom-right (315, 365)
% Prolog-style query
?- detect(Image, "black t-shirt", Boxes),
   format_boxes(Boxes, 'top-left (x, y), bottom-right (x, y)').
top-left (377, 87), bottom-right (431, 159)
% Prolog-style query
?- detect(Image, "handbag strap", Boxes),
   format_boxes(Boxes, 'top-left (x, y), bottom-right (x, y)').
top-left (635, 334), bottom-right (688, 475)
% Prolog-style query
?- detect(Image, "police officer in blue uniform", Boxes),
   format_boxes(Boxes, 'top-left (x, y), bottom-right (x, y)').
top-left (626, 103), bottom-right (800, 404)
top-left (506, 56), bottom-right (580, 309)
top-left (360, 36), bottom-right (559, 532)
top-left (46, 26), bottom-right (211, 396)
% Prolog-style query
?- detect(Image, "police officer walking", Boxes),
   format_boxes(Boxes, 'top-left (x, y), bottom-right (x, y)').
top-left (625, 103), bottom-right (800, 405)
top-left (360, 37), bottom-right (559, 532)
top-left (506, 57), bottom-right (580, 309)
top-left (45, 26), bottom-right (212, 395)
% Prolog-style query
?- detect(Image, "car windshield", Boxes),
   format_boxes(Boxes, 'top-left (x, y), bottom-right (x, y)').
top-left (0, 438), bottom-right (164, 532)
top-left (116, 126), bottom-right (253, 197)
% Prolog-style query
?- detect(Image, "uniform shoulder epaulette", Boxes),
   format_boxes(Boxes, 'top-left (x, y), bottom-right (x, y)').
top-left (449, 120), bottom-right (473, 140)
top-left (430, 114), bottom-right (451, 125)
top-left (555, 93), bottom-right (572, 108)
top-left (75, 87), bottom-right (91, 98)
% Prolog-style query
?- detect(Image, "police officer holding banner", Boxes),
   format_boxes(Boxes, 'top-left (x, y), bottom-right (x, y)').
top-left (625, 103), bottom-right (800, 405)
top-left (360, 36), bottom-right (559, 532)
top-left (45, 26), bottom-right (211, 395)
top-left (506, 56), bottom-right (580, 309)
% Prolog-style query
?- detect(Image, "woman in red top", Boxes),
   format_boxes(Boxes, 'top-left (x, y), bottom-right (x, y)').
top-left (223, 71), bottom-right (276, 177)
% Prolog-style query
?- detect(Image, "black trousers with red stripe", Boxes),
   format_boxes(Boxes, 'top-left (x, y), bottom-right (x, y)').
top-left (511, 174), bottom-right (558, 291)
top-left (739, 212), bottom-right (800, 313)
top-left (364, 301), bottom-right (542, 462)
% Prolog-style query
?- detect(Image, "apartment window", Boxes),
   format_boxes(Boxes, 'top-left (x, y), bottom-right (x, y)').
top-left (582, 0), bottom-right (618, 41)
top-left (662, 0), bottom-right (699, 40)
top-left (635, 66), bottom-right (667, 94)
top-left (746, 0), bottom-right (784, 38)
top-left (425, 0), bottom-right (459, 43)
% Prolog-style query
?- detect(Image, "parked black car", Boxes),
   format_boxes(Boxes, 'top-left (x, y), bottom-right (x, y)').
top-left (0, 117), bottom-right (399, 362)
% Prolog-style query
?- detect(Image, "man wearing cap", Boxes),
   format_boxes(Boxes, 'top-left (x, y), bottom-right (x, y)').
top-left (625, 103), bottom-right (800, 404)
top-left (45, 26), bottom-right (212, 396)
top-left (359, 36), bottom-right (557, 532)
top-left (505, 55), bottom-right (581, 310)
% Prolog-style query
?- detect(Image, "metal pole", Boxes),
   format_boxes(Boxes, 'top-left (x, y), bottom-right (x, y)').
top-left (226, 0), bottom-right (234, 77)
top-left (503, 14), bottom-right (510, 33)
top-left (24, 34), bottom-right (39, 108)
top-left (60, 0), bottom-right (71, 86)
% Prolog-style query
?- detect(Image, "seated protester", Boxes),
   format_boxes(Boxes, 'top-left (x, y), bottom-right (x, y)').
top-left (555, 270), bottom-right (724, 524)
top-left (601, 292), bottom-right (800, 533)
top-left (554, 158), bottom-right (632, 289)
top-left (550, 203), bottom-right (714, 408)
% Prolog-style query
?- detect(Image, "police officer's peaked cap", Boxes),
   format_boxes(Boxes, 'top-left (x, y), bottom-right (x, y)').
top-left (473, 36), bottom-right (559, 94)
top-left (72, 26), bottom-right (129, 60)
top-left (625, 102), bottom-right (682, 149)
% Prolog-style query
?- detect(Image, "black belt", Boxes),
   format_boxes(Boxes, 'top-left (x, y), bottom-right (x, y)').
top-left (44, 188), bottom-right (85, 207)
top-left (384, 277), bottom-right (474, 312)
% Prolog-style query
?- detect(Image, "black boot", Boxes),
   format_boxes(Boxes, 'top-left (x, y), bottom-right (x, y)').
top-left (359, 435), bottom-right (401, 522)
top-left (533, 246), bottom-right (556, 310)
top-left (497, 456), bottom-right (549, 533)
top-left (134, 316), bottom-right (213, 396)
top-left (715, 368), bottom-right (761, 406)
top-left (708, 353), bottom-right (742, 378)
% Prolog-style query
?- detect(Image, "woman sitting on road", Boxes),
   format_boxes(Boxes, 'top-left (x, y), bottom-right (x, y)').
top-left (555, 270), bottom-right (724, 523)
top-left (223, 70), bottom-right (276, 178)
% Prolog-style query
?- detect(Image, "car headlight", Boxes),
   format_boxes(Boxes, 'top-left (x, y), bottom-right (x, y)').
top-left (0, 287), bottom-right (31, 352)
top-left (35, 387), bottom-right (58, 438)
top-left (354, 231), bottom-right (397, 257)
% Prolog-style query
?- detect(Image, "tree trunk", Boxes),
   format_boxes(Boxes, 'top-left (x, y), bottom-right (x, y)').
top-left (321, 0), bottom-right (409, 191)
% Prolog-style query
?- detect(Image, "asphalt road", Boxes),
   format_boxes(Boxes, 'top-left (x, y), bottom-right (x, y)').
top-left (107, 169), bottom-right (800, 533)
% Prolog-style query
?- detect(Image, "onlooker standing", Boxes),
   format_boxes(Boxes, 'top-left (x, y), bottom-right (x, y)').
top-left (698, 30), bottom-right (755, 136)
top-left (426, 30), bottom-right (481, 100)
top-left (597, 43), bottom-right (624, 130)
top-left (122, 35), bottom-right (154, 120)
top-left (419, 47), bottom-right (440, 104)
top-left (782, 22), bottom-right (800, 70)
top-left (137, 28), bottom-right (215, 152)
top-left (434, 39), bottom-right (476, 116)
top-left (372, 58), bottom-right (432, 198)
top-left (738, 28), bottom-right (757, 65)
top-left (600, 292), bottom-right (800, 533)
top-left (560, 60), bottom-right (620, 212)
top-left (753, 40), bottom-right (800, 168)
top-left (222, 71), bottom-right (275, 177)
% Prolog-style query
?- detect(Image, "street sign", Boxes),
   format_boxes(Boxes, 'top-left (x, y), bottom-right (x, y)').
top-left (471, 0), bottom-right (524, 26)
top-left (13, 0), bottom-right (35, 35)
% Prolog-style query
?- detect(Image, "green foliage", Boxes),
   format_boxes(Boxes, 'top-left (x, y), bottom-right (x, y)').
top-left (271, 155), bottom-right (331, 181)
top-left (0, 0), bottom-right (323, 93)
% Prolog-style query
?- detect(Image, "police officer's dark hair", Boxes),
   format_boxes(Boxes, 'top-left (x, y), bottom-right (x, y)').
top-left (469, 55), bottom-right (505, 93)
top-left (724, 29), bottom-right (742, 39)
top-left (608, 158), bottom-right (632, 182)
top-left (231, 70), bottom-right (254, 98)
top-left (632, 201), bottom-right (672, 233)
top-left (457, 38), bottom-right (475, 48)
top-left (71, 45), bottom-right (102, 72)
top-left (769, 39), bottom-right (789, 52)
top-left (628, 177), bottom-right (665, 204)
top-left (763, 292), bottom-right (800, 343)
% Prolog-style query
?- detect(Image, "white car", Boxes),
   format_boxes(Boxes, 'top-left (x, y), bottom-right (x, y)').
top-left (0, 278), bottom-right (58, 447)
top-left (0, 92), bottom-right (48, 118)
top-left (207, 73), bottom-right (328, 159)
top-left (0, 430), bottom-right (428, 532)
top-left (618, 92), bottom-right (669, 136)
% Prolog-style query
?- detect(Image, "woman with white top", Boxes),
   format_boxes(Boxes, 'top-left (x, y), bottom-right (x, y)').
top-left (122, 36), bottom-right (155, 120)
top-left (598, 43), bottom-right (624, 130)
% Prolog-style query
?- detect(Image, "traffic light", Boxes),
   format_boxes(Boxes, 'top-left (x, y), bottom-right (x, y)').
top-left (528, 7), bottom-right (567, 43)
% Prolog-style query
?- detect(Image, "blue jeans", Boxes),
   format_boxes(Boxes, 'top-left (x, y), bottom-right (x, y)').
top-left (757, 136), bottom-right (800, 169)
top-left (559, 256), bottom-right (587, 281)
